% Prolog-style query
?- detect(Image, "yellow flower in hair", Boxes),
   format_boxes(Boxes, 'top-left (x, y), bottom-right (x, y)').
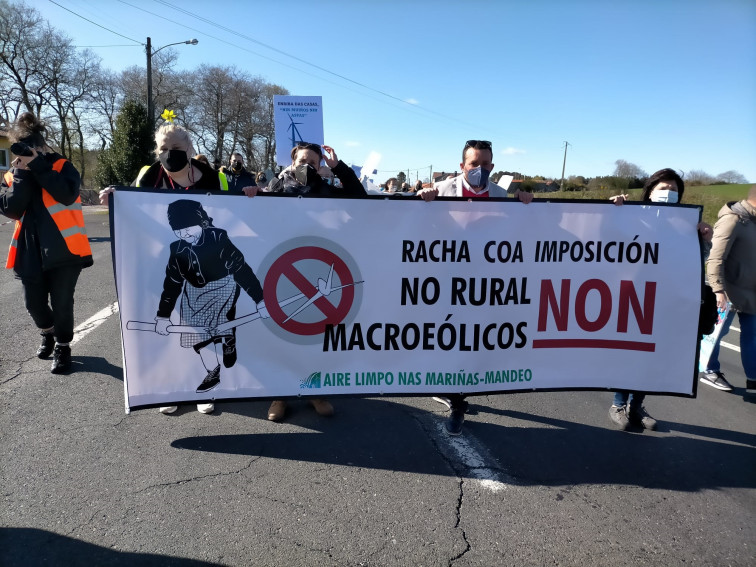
top-left (161, 109), bottom-right (176, 123)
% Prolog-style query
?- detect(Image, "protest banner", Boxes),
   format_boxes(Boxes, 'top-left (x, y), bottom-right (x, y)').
top-left (111, 189), bottom-right (703, 412)
top-left (273, 95), bottom-right (324, 166)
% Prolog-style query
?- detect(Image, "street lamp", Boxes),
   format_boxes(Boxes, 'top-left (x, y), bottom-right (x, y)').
top-left (146, 37), bottom-right (198, 128)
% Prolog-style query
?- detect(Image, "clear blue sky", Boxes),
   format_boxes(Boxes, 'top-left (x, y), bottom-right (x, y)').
top-left (43, 0), bottom-right (756, 184)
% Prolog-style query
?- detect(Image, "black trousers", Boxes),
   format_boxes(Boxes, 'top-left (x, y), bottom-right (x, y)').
top-left (22, 265), bottom-right (82, 344)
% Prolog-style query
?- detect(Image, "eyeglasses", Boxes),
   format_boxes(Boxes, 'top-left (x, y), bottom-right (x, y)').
top-left (295, 142), bottom-right (322, 152)
top-left (464, 140), bottom-right (492, 151)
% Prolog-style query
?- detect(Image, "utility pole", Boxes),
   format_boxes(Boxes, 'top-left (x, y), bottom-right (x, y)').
top-left (146, 37), bottom-right (198, 128)
top-left (560, 141), bottom-right (570, 191)
top-left (146, 37), bottom-right (153, 129)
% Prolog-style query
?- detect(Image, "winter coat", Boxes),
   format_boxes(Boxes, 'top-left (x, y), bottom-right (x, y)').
top-left (434, 174), bottom-right (512, 198)
top-left (225, 167), bottom-right (256, 194)
top-left (267, 160), bottom-right (366, 197)
top-left (135, 159), bottom-right (228, 191)
top-left (706, 199), bottom-right (756, 314)
top-left (0, 152), bottom-right (93, 279)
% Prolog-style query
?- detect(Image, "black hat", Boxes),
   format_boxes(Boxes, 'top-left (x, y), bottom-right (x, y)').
top-left (167, 199), bottom-right (212, 230)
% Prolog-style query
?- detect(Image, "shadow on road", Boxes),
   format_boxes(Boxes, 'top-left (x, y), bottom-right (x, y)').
top-left (169, 398), bottom-right (756, 492)
top-left (74, 355), bottom-right (123, 381)
top-left (0, 528), bottom-right (223, 567)
top-left (470, 406), bottom-right (756, 490)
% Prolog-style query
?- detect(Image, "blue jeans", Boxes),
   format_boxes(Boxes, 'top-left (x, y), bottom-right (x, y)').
top-left (705, 310), bottom-right (755, 380)
top-left (613, 391), bottom-right (645, 411)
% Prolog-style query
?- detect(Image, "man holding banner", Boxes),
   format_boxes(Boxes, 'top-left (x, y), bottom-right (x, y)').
top-left (418, 139), bottom-right (533, 435)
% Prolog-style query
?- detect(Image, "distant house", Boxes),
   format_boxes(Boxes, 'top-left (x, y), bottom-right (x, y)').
top-left (0, 129), bottom-right (10, 172)
top-left (534, 180), bottom-right (560, 193)
top-left (508, 179), bottom-right (560, 193)
top-left (432, 171), bottom-right (458, 183)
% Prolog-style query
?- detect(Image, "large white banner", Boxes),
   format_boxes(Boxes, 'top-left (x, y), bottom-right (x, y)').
top-left (112, 189), bottom-right (703, 411)
top-left (273, 95), bottom-right (323, 167)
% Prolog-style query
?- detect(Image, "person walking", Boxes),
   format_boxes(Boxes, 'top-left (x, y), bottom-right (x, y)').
top-left (1, 112), bottom-right (93, 374)
top-left (700, 185), bottom-right (756, 391)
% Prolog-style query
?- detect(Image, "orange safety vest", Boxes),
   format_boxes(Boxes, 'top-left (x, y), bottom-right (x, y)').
top-left (6, 159), bottom-right (92, 269)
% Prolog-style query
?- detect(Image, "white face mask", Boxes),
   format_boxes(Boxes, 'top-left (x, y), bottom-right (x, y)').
top-left (651, 189), bottom-right (678, 203)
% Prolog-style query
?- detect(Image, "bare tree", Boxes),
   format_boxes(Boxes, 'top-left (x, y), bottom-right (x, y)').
top-left (0, 0), bottom-right (51, 119)
top-left (685, 169), bottom-right (716, 186)
top-left (255, 83), bottom-right (289, 171)
top-left (613, 159), bottom-right (647, 179)
top-left (88, 69), bottom-right (124, 149)
top-left (716, 170), bottom-right (748, 184)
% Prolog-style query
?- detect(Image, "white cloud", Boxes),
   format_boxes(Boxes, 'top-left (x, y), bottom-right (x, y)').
top-left (404, 98), bottom-right (419, 105)
top-left (344, 140), bottom-right (361, 147)
top-left (500, 147), bottom-right (526, 155)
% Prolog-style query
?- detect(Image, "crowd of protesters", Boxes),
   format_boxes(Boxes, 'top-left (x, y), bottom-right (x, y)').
top-left (2, 112), bottom-right (754, 438)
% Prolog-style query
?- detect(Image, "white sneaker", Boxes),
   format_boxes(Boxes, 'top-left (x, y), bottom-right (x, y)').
top-left (197, 403), bottom-right (215, 414)
top-left (159, 406), bottom-right (178, 414)
top-left (432, 396), bottom-right (452, 410)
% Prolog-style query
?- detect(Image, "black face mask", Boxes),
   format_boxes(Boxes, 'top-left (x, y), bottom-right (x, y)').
top-left (159, 150), bottom-right (189, 173)
top-left (231, 161), bottom-right (242, 171)
top-left (294, 164), bottom-right (321, 186)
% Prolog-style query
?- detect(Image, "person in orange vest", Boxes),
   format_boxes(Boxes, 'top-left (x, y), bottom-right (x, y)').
top-left (0, 112), bottom-right (93, 373)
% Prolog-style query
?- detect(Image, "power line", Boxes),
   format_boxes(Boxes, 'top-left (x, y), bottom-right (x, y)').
top-left (47, 0), bottom-right (142, 45)
top-left (74, 44), bottom-right (140, 48)
top-left (123, 0), bottom-right (490, 132)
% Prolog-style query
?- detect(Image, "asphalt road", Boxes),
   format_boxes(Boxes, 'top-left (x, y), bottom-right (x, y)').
top-left (1, 207), bottom-right (754, 567)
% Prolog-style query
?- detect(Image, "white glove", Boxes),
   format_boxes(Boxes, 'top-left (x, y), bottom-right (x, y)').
top-left (155, 317), bottom-right (171, 335)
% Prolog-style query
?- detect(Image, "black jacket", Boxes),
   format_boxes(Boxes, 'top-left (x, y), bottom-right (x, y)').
top-left (225, 167), bottom-right (256, 194)
top-left (267, 160), bottom-right (366, 197)
top-left (135, 159), bottom-right (227, 191)
top-left (0, 152), bottom-right (93, 279)
top-left (157, 227), bottom-right (263, 318)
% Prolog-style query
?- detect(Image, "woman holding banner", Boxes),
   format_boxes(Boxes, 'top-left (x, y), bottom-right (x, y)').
top-left (246, 142), bottom-right (366, 422)
top-left (608, 168), bottom-right (713, 431)
top-left (100, 120), bottom-right (253, 414)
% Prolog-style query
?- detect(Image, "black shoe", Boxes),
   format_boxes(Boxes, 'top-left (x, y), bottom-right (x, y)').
top-left (196, 365), bottom-right (221, 393)
top-left (50, 345), bottom-right (72, 374)
top-left (36, 332), bottom-right (55, 359)
top-left (627, 406), bottom-right (657, 430)
top-left (445, 400), bottom-right (468, 436)
top-left (222, 336), bottom-right (237, 368)
top-left (746, 379), bottom-right (756, 391)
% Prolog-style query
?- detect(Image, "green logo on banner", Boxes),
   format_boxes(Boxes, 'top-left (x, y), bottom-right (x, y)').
top-left (301, 371), bottom-right (322, 389)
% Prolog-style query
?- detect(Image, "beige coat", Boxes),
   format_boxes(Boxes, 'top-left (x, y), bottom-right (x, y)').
top-left (706, 199), bottom-right (756, 314)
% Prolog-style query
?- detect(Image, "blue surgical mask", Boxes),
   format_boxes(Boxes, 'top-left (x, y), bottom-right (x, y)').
top-left (651, 190), bottom-right (678, 204)
top-left (465, 166), bottom-right (490, 188)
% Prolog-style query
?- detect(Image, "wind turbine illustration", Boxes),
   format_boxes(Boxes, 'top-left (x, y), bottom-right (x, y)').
top-left (126, 263), bottom-right (363, 333)
top-left (287, 113), bottom-right (304, 148)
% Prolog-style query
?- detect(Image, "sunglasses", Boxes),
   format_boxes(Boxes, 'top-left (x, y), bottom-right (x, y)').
top-left (464, 140), bottom-right (492, 151)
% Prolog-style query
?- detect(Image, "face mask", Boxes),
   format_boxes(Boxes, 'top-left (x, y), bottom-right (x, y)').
top-left (159, 150), bottom-right (189, 173)
top-left (650, 190), bottom-right (678, 203)
top-left (231, 161), bottom-right (242, 171)
top-left (294, 164), bottom-right (320, 186)
top-left (465, 166), bottom-right (490, 188)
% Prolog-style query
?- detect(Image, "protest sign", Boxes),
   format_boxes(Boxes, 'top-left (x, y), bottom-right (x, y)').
top-left (273, 95), bottom-right (323, 166)
top-left (111, 190), bottom-right (702, 411)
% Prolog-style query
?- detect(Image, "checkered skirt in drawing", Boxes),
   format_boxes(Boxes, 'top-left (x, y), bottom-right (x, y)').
top-left (179, 275), bottom-right (236, 347)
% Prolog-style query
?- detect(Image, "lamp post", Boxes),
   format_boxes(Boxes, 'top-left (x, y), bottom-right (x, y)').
top-left (146, 37), bottom-right (198, 128)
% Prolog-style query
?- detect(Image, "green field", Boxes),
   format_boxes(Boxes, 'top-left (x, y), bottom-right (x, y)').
top-left (542, 183), bottom-right (751, 227)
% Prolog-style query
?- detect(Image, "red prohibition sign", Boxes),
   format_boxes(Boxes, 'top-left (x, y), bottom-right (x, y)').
top-left (263, 246), bottom-right (356, 336)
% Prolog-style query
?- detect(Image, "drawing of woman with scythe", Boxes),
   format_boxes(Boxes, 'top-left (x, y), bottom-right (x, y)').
top-left (155, 199), bottom-right (269, 402)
